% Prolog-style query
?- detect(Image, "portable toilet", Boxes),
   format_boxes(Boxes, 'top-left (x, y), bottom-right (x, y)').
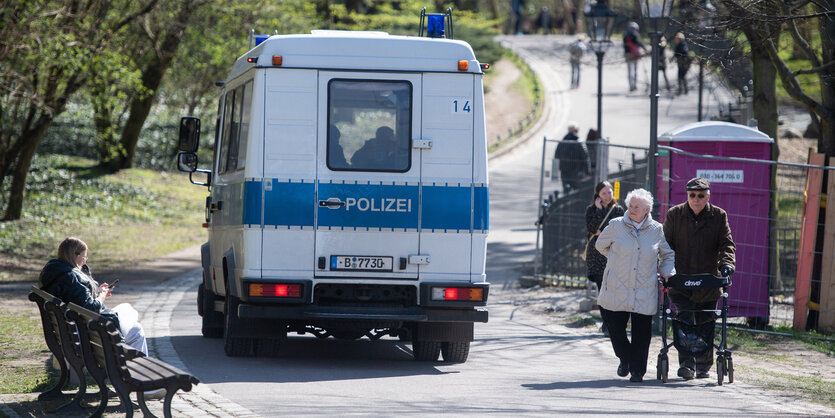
top-left (656, 121), bottom-right (773, 320)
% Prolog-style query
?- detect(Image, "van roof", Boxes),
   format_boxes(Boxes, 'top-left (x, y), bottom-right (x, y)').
top-left (226, 30), bottom-right (482, 82)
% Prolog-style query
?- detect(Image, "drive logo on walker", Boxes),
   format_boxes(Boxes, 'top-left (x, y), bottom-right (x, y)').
top-left (684, 280), bottom-right (703, 287)
top-left (318, 182), bottom-right (419, 230)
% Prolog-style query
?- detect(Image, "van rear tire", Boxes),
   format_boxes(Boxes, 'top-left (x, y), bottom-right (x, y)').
top-left (412, 340), bottom-right (441, 361)
top-left (256, 338), bottom-right (282, 357)
top-left (441, 341), bottom-right (470, 363)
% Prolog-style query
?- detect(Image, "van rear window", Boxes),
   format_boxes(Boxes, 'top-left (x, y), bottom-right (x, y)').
top-left (327, 80), bottom-right (412, 172)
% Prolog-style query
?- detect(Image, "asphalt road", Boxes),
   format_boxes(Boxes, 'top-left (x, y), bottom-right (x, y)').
top-left (162, 35), bottom-right (826, 416)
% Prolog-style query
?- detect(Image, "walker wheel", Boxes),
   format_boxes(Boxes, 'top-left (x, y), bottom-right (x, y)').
top-left (716, 355), bottom-right (726, 386)
top-left (657, 355), bottom-right (668, 383)
top-left (727, 356), bottom-right (734, 384)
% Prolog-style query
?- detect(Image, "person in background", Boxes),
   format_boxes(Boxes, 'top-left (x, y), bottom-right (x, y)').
top-left (585, 181), bottom-right (625, 335)
top-left (537, 6), bottom-right (551, 34)
top-left (328, 124), bottom-right (349, 169)
top-left (662, 177), bottom-right (735, 380)
top-left (39, 237), bottom-right (148, 355)
top-left (554, 122), bottom-right (591, 193)
top-left (623, 22), bottom-right (646, 92)
top-left (595, 188), bottom-right (675, 383)
top-left (658, 36), bottom-right (672, 91)
top-left (673, 32), bottom-right (691, 95)
top-left (568, 34), bottom-right (587, 89)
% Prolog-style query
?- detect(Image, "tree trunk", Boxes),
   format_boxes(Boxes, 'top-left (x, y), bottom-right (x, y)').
top-left (345, 0), bottom-right (362, 13)
top-left (488, 0), bottom-right (500, 20)
top-left (818, 1), bottom-right (835, 156)
top-left (116, 2), bottom-right (197, 169)
top-left (3, 123), bottom-right (50, 220)
top-left (750, 45), bottom-right (779, 151)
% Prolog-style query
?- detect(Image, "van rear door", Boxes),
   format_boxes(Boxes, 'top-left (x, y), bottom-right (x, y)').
top-left (418, 73), bottom-right (476, 282)
top-left (315, 72), bottom-right (422, 280)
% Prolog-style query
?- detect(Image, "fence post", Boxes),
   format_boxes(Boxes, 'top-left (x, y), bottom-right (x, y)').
top-left (534, 136), bottom-right (547, 279)
top-left (818, 156), bottom-right (835, 332)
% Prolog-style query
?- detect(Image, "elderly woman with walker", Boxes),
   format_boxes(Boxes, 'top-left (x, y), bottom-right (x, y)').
top-left (595, 188), bottom-right (675, 382)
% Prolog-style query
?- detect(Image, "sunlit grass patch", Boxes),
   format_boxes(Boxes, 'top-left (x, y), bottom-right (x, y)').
top-left (0, 299), bottom-right (57, 394)
top-left (0, 155), bottom-right (206, 281)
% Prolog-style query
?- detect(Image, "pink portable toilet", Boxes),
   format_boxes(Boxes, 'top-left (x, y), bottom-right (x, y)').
top-left (656, 121), bottom-right (773, 320)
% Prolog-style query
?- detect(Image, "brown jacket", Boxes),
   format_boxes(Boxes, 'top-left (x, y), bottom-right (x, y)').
top-left (662, 202), bottom-right (735, 302)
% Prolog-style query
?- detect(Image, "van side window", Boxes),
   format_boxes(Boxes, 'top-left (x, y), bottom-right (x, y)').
top-left (217, 82), bottom-right (253, 174)
top-left (218, 89), bottom-right (235, 174)
top-left (327, 80), bottom-right (412, 172)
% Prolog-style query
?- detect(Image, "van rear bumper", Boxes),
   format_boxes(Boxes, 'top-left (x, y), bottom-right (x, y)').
top-left (237, 304), bottom-right (488, 323)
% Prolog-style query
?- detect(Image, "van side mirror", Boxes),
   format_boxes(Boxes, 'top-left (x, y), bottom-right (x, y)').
top-left (177, 152), bottom-right (198, 172)
top-left (178, 117), bottom-right (201, 152)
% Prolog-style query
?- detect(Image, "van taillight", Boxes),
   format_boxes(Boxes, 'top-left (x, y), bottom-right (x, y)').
top-left (249, 283), bottom-right (301, 298)
top-left (431, 287), bottom-right (484, 301)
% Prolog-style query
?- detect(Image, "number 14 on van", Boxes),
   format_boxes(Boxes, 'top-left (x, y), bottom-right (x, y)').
top-left (452, 99), bottom-right (471, 113)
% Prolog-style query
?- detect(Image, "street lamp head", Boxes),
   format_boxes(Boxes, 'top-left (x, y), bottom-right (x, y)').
top-left (584, 0), bottom-right (617, 46)
top-left (640, 0), bottom-right (674, 18)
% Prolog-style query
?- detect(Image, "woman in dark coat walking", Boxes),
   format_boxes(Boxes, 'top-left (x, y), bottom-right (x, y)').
top-left (585, 181), bottom-right (625, 290)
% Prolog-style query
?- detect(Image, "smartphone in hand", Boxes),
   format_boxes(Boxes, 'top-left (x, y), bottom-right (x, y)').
top-left (109, 278), bottom-right (120, 289)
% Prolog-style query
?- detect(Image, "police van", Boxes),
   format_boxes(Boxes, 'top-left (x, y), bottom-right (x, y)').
top-left (176, 11), bottom-right (489, 362)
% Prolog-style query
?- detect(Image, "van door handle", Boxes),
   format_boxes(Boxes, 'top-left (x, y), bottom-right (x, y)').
top-left (209, 201), bottom-right (223, 212)
top-left (319, 198), bottom-right (346, 209)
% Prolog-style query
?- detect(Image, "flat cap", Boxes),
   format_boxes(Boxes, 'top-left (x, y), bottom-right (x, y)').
top-left (685, 177), bottom-right (710, 190)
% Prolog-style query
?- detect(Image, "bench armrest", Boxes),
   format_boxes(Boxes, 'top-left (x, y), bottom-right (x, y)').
top-left (117, 342), bottom-right (146, 359)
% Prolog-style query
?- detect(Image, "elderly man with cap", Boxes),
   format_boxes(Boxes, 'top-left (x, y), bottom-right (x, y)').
top-left (662, 177), bottom-right (736, 380)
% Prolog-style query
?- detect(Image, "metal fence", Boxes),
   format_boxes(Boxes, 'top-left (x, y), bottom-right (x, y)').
top-left (535, 139), bottom-right (835, 330)
top-left (535, 139), bottom-right (650, 286)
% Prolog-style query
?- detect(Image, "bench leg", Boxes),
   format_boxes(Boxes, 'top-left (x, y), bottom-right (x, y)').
top-left (114, 387), bottom-right (134, 418)
top-left (88, 376), bottom-right (109, 418)
top-left (55, 366), bottom-right (88, 412)
top-left (136, 391), bottom-right (156, 418)
top-left (162, 387), bottom-right (179, 418)
top-left (38, 356), bottom-right (70, 401)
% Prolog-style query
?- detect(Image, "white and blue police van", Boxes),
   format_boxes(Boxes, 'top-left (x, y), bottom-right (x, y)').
top-left (176, 11), bottom-right (489, 362)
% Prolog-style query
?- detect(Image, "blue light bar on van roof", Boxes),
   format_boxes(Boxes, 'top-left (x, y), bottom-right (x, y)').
top-left (254, 34), bottom-right (269, 47)
top-left (426, 14), bottom-right (445, 38)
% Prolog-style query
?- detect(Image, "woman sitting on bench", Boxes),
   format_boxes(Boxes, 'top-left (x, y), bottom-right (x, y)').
top-left (39, 237), bottom-right (148, 355)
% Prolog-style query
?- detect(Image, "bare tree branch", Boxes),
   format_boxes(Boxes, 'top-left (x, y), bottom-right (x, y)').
top-left (763, 37), bottom-right (828, 118)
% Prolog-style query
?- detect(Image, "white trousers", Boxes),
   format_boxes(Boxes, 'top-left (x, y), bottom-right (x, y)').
top-left (111, 303), bottom-right (148, 355)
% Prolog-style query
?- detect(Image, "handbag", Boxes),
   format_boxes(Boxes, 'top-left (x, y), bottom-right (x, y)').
top-left (581, 204), bottom-right (618, 261)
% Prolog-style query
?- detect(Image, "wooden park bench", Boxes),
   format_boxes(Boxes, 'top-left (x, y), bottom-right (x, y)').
top-left (28, 287), bottom-right (75, 403)
top-left (67, 302), bottom-right (199, 418)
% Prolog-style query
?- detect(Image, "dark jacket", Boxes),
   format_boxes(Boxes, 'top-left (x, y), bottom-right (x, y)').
top-left (554, 133), bottom-right (590, 180)
top-left (662, 202), bottom-right (736, 302)
top-left (585, 202), bottom-right (625, 276)
top-left (39, 259), bottom-right (107, 313)
top-left (623, 30), bottom-right (644, 57)
top-left (674, 40), bottom-right (690, 67)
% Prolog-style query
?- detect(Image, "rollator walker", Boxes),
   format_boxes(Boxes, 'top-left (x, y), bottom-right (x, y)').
top-left (656, 273), bottom-right (734, 385)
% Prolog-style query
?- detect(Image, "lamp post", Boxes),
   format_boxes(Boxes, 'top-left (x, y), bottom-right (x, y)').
top-left (584, 0), bottom-right (616, 185)
top-left (696, 1), bottom-right (716, 121)
top-left (640, 0), bottom-right (674, 216)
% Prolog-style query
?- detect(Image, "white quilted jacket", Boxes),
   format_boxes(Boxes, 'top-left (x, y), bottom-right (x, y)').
top-left (595, 215), bottom-right (675, 315)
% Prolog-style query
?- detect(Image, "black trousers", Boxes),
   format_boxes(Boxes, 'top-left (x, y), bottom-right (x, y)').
top-left (600, 307), bottom-right (653, 378)
top-left (669, 294), bottom-right (717, 372)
